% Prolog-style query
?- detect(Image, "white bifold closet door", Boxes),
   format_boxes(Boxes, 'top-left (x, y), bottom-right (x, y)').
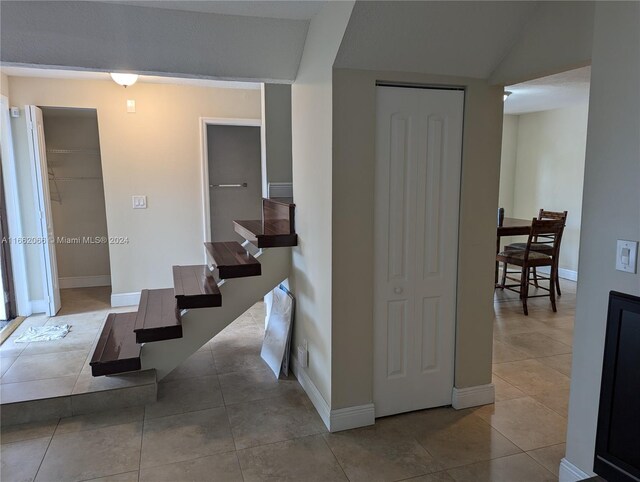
top-left (374, 85), bottom-right (464, 417)
top-left (26, 105), bottom-right (61, 316)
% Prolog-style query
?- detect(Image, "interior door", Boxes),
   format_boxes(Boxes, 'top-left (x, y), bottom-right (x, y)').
top-left (374, 86), bottom-right (464, 417)
top-left (207, 125), bottom-right (262, 243)
top-left (27, 105), bottom-right (61, 316)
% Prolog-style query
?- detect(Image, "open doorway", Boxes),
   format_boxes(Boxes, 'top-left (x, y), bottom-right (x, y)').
top-left (497, 66), bottom-right (590, 300)
top-left (201, 119), bottom-right (262, 244)
top-left (492, 66), bottom-right (590, 439)
top-left (34, 107), bottom-right (111, 315)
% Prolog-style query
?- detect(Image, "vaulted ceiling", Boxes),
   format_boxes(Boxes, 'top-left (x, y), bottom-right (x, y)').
top-left (335, 1), bottom-right (539, 79)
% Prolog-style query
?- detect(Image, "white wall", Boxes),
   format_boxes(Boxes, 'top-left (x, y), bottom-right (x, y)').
top-left (289, 1), bottom-right (354, 407)
top-left (501, 104), bottom-right (589, 274)
top-left (42, 110), bottom-right (111, 284)
top-left (261, 84), bottom-right (293, 189)
top-left (565, 2), bottom-right (640, 478)
top-left (499, 115), bottom-right (519, 216)
top-left (7, 76), bottom-right (261, 304)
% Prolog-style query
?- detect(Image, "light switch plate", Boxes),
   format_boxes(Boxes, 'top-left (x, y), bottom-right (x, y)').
top-left (132, 195), bottom-right (147, 209)
top-left (616, 239), bottom-right (638, 273)
top-left (126, 99), bottom-right (136, 113)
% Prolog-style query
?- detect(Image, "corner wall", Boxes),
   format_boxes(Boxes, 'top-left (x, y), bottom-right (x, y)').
top-left (261, 84), bottom-right (293, 190)
top-left (331, 68), bottom-right (503, 409)
top-left (564, 2), bottom-right (640, 478)
top-left (289, 1), bottom-right (354, 410)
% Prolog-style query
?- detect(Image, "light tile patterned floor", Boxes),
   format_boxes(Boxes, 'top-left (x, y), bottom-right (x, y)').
top-left (0, 281), bottom-right (575, 481)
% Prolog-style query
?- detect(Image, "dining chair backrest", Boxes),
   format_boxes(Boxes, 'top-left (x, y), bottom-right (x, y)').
top-left (538, 209), bottom-right (568, 221)
top-left (535, 209), bottom-right (568, 245)
top-left (523, 218), bottom-right (565, 260)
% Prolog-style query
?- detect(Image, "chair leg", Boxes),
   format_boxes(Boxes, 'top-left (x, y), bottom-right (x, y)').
top-left (521, 267), bottom-right (529, 316)
top-left (550, 266), bottom-right (557, 312)
top-left (554, 262), bottom-right (562, 296)
top-left (532, 266), bottom-right (539, 289)
top-left (500, 262), bottom-right (507, 288)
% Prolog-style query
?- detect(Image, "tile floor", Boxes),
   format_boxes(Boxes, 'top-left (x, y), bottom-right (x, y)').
top-left (0, 288), bottom-right (152, 409)
top-left (0, 281), bottom-right (575, 481)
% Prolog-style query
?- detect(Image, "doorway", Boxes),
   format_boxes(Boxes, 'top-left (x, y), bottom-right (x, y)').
top-left (373, 85), bottom-right (464, 417)
top-left (202, 119), bottom-right (262, 244)
top-left (27, 106), bottom-right (111, 316)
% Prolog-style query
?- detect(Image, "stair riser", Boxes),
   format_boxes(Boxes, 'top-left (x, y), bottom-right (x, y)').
top-left (175, 294), bottom-right (222, 310)
top-left (135, 325), bottom-right (183, 344)
top-left (91, 358), bottom-right (141, 377)
top-left (217, 265), bottom-right (262, 280)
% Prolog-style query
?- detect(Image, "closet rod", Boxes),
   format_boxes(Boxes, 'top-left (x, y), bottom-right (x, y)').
top-left (49, 176), bottom-right (103, 181)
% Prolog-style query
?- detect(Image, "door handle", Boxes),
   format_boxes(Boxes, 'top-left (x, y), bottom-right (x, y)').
top-left (210, 183), bottom-right (248, 188)
top-left (394, 287), bottom-right (403, 294)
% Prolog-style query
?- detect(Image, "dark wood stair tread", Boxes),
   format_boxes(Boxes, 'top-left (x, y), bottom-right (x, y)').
top-left (134, 288), bottom-right (182, 343)
top-left (173, 265), bottom-right (222, 309)
top-left (204, 241), bottom-right (262, 279)
top-left (233, 220), bottom-right (298, 248)
top-left (90, 312), bottom-right (141, 376)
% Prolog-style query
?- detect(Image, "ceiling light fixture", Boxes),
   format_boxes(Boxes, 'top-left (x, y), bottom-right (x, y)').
top-left (503, 91), bottom-right (512, 102)
top-left (110, 73), bottom-right (139, 88)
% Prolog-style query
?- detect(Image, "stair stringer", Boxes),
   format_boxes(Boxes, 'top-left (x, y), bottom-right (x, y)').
top-left (139, 245), bottom-right (291, 380)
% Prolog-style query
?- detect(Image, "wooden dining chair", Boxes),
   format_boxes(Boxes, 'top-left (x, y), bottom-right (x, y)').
top-left (497, 218), bottom-right (565, 315)
top-left (505, 209), bottom-right (567, 296)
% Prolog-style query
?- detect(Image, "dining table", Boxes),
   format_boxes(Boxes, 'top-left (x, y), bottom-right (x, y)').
top-left (495, 217), bottom-right (533, 285)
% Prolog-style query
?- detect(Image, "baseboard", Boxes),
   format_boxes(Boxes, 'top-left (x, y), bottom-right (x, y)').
top-left (30, 299), bottom-right (48, 314)
top-left (330, 403), bottom-right (375, 432)
top-left (268, 182), bottom-right (293, 198)
top-left (290, 353), bottom-right (331, 430)
top-left (59, 275), bottom-right (111, 289)
top-left (559, 458), bottom-right (592, 482)
top-left (111, 291), bottom-right (141, 308)
top-left (536, 266), bottom-right (578, 282)
top-left (452, 383), bottom-right (495, 409)
top-left (290, 353), bottom-right (375, 432)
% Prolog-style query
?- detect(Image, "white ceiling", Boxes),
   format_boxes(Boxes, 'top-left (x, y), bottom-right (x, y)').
top-left (99, 0), bottom-right (326, 19)
top-left (335, 1), bottom-right (539, 79)
top-left (504, 66), bottom-right (591, 115)
top-left (0, 66), bottom-right (262, 90)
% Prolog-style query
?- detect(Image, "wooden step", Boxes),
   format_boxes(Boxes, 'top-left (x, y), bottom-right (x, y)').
top-left (90, 312), bottom-right (141, 376)
top-left (204, 241), bottom-right (262, 279)
top-left (233, 220), bottom-right (298, 248)
top-left (134, 288), bottom-right (182, 343)
top-left (173, 265), bottom-right (222, 309)
top-left (263, 197), bottom-right (295, 233)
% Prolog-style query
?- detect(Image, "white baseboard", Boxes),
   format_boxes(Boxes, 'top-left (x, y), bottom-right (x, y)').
top-left (29, 299), bottom-right (48, 314)
top-left (558, 268), bottom-right (578, 282)
top-left (291, 353), bottom-right (331, 430)
top-left (452, 383), bottom-right (495, 409)
top-left (290, 353), bottom-right (375, 432)
top-left (536, 266), bottom-right (578, 282)
top-left (330, 403), bottom-right (375, 432)
top-left (111, 291), bottom-right (141, 308)
top-left (59, 275), bottom-right (111, 289)
top-left (559, 458), bottom-right (592, 482)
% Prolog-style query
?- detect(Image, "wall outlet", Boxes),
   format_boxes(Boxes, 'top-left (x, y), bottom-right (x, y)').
top-left (616, 239), bottom-right (638, 273)
top-left (132, 195), bottom-right (147, 209)
top-left (298, 344), bottom-right (308, 368)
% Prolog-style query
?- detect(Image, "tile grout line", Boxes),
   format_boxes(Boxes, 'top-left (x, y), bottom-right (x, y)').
top-left (319, 432), bottom-right (352, 481)
top-left (32, 417), bottom-right (61, 481)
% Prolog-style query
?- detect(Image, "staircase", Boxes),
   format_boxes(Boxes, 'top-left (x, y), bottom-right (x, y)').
top-left (90, 197), bottom-right (297, 381)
